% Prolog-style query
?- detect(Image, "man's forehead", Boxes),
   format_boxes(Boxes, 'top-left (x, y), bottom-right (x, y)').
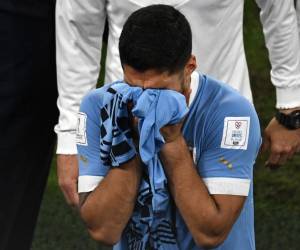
top-left (123, 65), bottom-right (171, 78)
top-left (123, 65), bottom-right (180, 88)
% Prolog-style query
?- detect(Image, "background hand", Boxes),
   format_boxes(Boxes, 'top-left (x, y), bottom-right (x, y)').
top-left (57, 154), bottom-right (80, 207)
top-left (262, 117), bottom-right (300, 168)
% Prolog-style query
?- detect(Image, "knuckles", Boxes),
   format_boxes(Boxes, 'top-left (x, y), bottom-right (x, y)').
top-left (271, 144), bottom-right (294, 155)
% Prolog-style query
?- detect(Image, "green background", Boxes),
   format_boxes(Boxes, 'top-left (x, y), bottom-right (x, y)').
top-left (31, 1), bottom-right (300, 249)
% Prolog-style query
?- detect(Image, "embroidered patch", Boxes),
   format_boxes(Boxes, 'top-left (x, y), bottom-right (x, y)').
top-left (220, 117), bottom-right (250, 150)
top-left (76, 112), bottom-right (88, 146)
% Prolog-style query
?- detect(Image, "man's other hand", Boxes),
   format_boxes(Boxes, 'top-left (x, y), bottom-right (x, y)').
top-left (160, 120), bottom-right (184, 143)
top-left (262, 117), bottom-right (300, 168)
top-left (57, 154), bottom-right (80, 207)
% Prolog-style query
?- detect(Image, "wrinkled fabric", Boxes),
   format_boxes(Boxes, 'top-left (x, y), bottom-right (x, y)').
top-left (100, 82), bottom-right (188, 249)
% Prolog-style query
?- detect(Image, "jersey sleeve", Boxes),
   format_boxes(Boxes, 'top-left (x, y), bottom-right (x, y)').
top-left (198, 100), bottom-right (261, 196)
top-left (76, 90), bottom-right (109, 193)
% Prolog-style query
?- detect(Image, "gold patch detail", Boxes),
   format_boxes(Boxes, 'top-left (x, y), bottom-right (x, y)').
top-left (219, 157), bottom-right (233, 169)
top-left (80, 155), bottom-right (88, 164)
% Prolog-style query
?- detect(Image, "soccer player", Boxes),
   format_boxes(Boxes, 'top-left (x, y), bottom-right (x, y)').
top-left (77, 5), bottom-right (261, 249)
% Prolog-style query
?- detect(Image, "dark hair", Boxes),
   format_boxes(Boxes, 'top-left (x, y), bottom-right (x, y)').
top-left (119, 4), bottom-right (192, 74)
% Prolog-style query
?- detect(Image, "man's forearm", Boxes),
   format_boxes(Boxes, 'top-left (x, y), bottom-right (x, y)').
top-left (80, 156), bottom-right (141, 245)
top-left (160, 136), bottom-right (243, 247)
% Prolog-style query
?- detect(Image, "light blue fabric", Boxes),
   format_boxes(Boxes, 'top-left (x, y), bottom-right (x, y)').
top-left (78, 81), bottom-right (188, 249)
top-left (132, 86), bottom-right (188, 214)
top-left (177, 74), bottom-right (260, 250)
top-left (77, 73), bottom-right (261, 250)
top-left (97, 83), bottom-right (142, 168)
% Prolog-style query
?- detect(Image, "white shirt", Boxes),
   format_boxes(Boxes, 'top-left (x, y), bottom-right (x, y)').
top-left (55, 0), bottom-right (300, 154)
top-left (297, 0), bottom-right (300, 41)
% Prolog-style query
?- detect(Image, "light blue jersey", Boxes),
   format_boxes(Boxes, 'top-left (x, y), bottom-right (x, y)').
top-left (176, 73), bottom-right (261, 250)
top-left (76, 72), bottom-right (261, 250)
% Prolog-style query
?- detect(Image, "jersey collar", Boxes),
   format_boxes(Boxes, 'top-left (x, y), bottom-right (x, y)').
top-left (188, 71), bottom-right (200, 107)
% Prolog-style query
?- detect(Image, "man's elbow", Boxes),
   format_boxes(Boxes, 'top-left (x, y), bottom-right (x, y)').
top-left (80, 206), bottom-right (121, 245)
top-left (193, 230), bottom-right (228, 249)
top-left (87, 227), bottom-right (121, 246)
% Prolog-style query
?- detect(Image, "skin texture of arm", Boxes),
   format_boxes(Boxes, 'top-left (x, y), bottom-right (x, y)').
top-left (57, 154), bottom-right (79, 207)
top-left (160, 130), bottom-right (245, 248)
top-left (79, 156), bottom-right (141, 246)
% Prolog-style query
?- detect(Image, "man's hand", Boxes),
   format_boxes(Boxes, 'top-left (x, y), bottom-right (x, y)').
top-left (57, 154), bottom-right (79, 207)
top-left (262, 117), bottom-right (300, 168)
top-left (160, 121), bottom-right (184, 143)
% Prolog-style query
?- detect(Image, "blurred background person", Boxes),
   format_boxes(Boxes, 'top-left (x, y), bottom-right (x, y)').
top-left (262, 0), bottom-right (300, 168)
top-left (297, 0), bottom-right (300, 38)
top-left (0, 1), bottom-right (58, 249)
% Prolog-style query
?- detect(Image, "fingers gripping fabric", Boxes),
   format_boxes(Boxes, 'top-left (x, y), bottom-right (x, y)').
top-left (99, 83), bottom-right (142, 167)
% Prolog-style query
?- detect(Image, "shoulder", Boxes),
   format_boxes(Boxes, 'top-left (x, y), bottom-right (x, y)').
top-left (199, 75), bottom-right (261, 149)
top-left (80, 82), bottom-right (120, 109)
top-left (79, 84), bottom-right (117, 123)
top-left (82, 84), bottom-right (111, 103)
top-left (202, 75), bottom-right (258, 120)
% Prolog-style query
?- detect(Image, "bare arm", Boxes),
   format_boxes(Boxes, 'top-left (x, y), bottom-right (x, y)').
top-left (57, 155), bottom-right (79, 207)
top-left (79, 156), bottom-right (141, 246)
top-left (160, 135), bottom-right (245, 248)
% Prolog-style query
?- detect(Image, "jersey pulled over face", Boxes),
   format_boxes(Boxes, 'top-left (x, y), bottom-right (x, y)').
top-left (76, 72), bottom-right (261, 250)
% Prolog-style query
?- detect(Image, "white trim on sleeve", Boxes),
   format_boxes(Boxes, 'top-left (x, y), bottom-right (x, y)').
top-left (275, 85), bottom-right (300, 109)
top-left (203, 177), bottom-right (251, 196)
top-left (78, 176), bottom-right (104, 193)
